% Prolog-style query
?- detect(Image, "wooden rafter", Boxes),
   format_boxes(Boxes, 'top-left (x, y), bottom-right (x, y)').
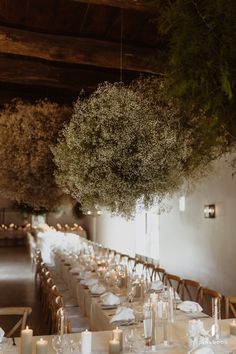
top-left (0, 26), bottom-right (161, 74)
top-left (0, 56), bottom-right (136, 91)
top-left (70, 0), bottom-right (159, 12)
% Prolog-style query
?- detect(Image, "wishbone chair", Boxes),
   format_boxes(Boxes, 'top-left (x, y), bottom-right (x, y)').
top-left (0, 307), bottom-right (32, 337)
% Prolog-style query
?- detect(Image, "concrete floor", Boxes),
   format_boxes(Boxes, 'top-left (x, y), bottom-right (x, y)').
top-left (0, 245), bottom-right (49, 336)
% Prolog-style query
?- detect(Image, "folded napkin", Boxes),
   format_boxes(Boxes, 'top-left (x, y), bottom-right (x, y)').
top-left (100, 292), bottom-right (120, 306)
top-left (79, 271), bottom-right (93, 280)
top-left (80, 278), bottom-right (98, 287)
top-left (0, 327), bottom-right (4, 343)
top-left (177, 301), bottom-right (203, 313)
top-left (110, 307), bottom-right (135, 323)
top-left (89, 283), bottom-right (106, 295)
top-left (70, 266), bottom-right (84, 274)
top-left (151, 280), bottom-right (164, 291)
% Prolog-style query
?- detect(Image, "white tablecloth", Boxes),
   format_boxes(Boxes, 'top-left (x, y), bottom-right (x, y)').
top-left (12, 324), bottom-right (236, 354)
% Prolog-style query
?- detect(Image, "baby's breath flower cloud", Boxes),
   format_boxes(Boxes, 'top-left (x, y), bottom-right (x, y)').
top-left (53, 77), bottom-right (229, 218)
top-left (0, 99), bottom-right (71, 210)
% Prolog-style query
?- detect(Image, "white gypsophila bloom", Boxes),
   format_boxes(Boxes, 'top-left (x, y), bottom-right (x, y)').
top-left (0, 99), bottom-right (71, 210)
top-left (52, 77), bottom-right (229, 218)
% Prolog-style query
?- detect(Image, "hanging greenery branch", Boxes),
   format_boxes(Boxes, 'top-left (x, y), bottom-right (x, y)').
top-left (0, 99), bottom-right (71, 210)
top-left (156, 0), bottom-right (236, 136)
top-left (52, 77), bottom-right (229, 218)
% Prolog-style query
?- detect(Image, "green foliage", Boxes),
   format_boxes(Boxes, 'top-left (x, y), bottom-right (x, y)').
top-left (52, 77), bottom-right (229, 218)
top-left (157, 0), bottom-right (236, 135)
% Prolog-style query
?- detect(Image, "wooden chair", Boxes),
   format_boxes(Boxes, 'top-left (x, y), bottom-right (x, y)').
top-left (165, 273), bottom-right (182, 296)
top-left (0, 307), bottom-right (32, 337)
top-left (120, 254), bottom-right (129, 267)
top-left (53, 296), bottom-right (89, 334)
top-left (144, 263), bottom-right (154, 282)
top-left (181, 279), bottom-right (201, 302)
top-left (225, 296), bottom-right (236, 318)
top-left (108, 249), bottom-right (116, 259)
top-left (150, 266), bottom-right (166, 282)
top-left (199, 287), bottom-right (222, 317)
top-left (133, 259), bottom-right (146, 277)
top-left (114, 252), bottom-right (122, 264)
top-left (127, 257), bottom-right (136, 274)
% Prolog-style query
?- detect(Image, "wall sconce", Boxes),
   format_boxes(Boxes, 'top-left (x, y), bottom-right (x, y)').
top-left (179, 196), bottom-right (186, 212)
top-left (204, 204), bottom-right (216, 218)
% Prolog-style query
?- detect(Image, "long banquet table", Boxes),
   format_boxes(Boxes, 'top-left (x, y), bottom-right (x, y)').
top-left (46, 252), bottom-right (236, 353)
top-left (12, 323), bottom-right (236, 354)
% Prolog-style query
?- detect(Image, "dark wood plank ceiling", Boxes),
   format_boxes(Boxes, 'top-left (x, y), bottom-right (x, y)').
top-left (0, 0), bottom-right (163, 105)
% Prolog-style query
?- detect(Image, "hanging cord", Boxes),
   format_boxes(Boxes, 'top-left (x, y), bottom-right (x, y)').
top-left (120, 9), bottom-right (124, 83)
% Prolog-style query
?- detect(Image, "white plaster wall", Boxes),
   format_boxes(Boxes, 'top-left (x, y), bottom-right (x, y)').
top-left (91, 155), bottom-right (236, 296)
top-left (95, 213), bottom-right (136, 256)
top-left (159, 155), bottom-right (236, 295)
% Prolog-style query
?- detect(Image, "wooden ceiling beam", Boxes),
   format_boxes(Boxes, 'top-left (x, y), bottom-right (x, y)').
top-left (0, 82), bottom-right (79, 105)
top-left (0, 26), bottom-right (163, 75)
top-left (70, 0), bottom-right (158, 12)
top-left (0, 56), bottom-right (136, 92)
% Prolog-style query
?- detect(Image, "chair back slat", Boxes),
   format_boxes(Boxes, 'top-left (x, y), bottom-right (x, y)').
top-left (181, 279), bottom-right (201, 302)
top-left (0, 307), bottom-right (32, 337)
top-left (225, 296), bottom-right (236, 318)
top-left (165, 273), bottom-right (182, 295)
top-left (199, 287), bottom-right (222, 317)
top-left (151, 266), bottom-right (165, 282)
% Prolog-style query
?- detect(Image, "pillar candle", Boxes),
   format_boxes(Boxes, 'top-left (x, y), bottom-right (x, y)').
top-left (151, 300), bottom-right (156, 346)
top-left (109, 338), bottom-right (120, 354)
top-left (157, 300), bottom-right (163, 318)
top-left (21, 326), bottom-right (33, 354)
top-left (230, 320), bottom-right (236, 336)
top-left (124, 266), bottom-right (128, 288)
top-left (60, 312), bottom-right (65, 336)
top-left (112, 327), bottom-right (123, 351)
top-left (36, 338), bottom-right (48, 354)
top-left (135, 282), bottom-right (141, 298)
top-left (168, 287), bottom-right (174, 323)
top-left (81, 329), bottom-right (92, 354)
top-left (140, 282), bottom-right (145, 300)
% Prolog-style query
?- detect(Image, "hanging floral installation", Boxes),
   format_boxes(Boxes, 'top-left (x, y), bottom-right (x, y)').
top-left (52, 77), bottom-right (230, 218)
top-left (0, 99), bottom-right (71, 211)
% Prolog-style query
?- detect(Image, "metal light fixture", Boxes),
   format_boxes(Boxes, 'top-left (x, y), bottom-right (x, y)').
top-left (204, 204), bottom-right (216, 218)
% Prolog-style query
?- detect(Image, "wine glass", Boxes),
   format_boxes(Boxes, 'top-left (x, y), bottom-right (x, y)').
top-left (186, 321), bottom-right (199, 350)
top-left (112, 274), bottom-right (122, 294)
top-left (127, 284), bottom-right (136, 306)
top-left (66, 339), bottom-right (81, 353)
top-left (124, 329), bottom-right (137, 353)
top-left (52, 335), bottom-right (63, 354)
top-left (0, 338), bottom-right (15, 353)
